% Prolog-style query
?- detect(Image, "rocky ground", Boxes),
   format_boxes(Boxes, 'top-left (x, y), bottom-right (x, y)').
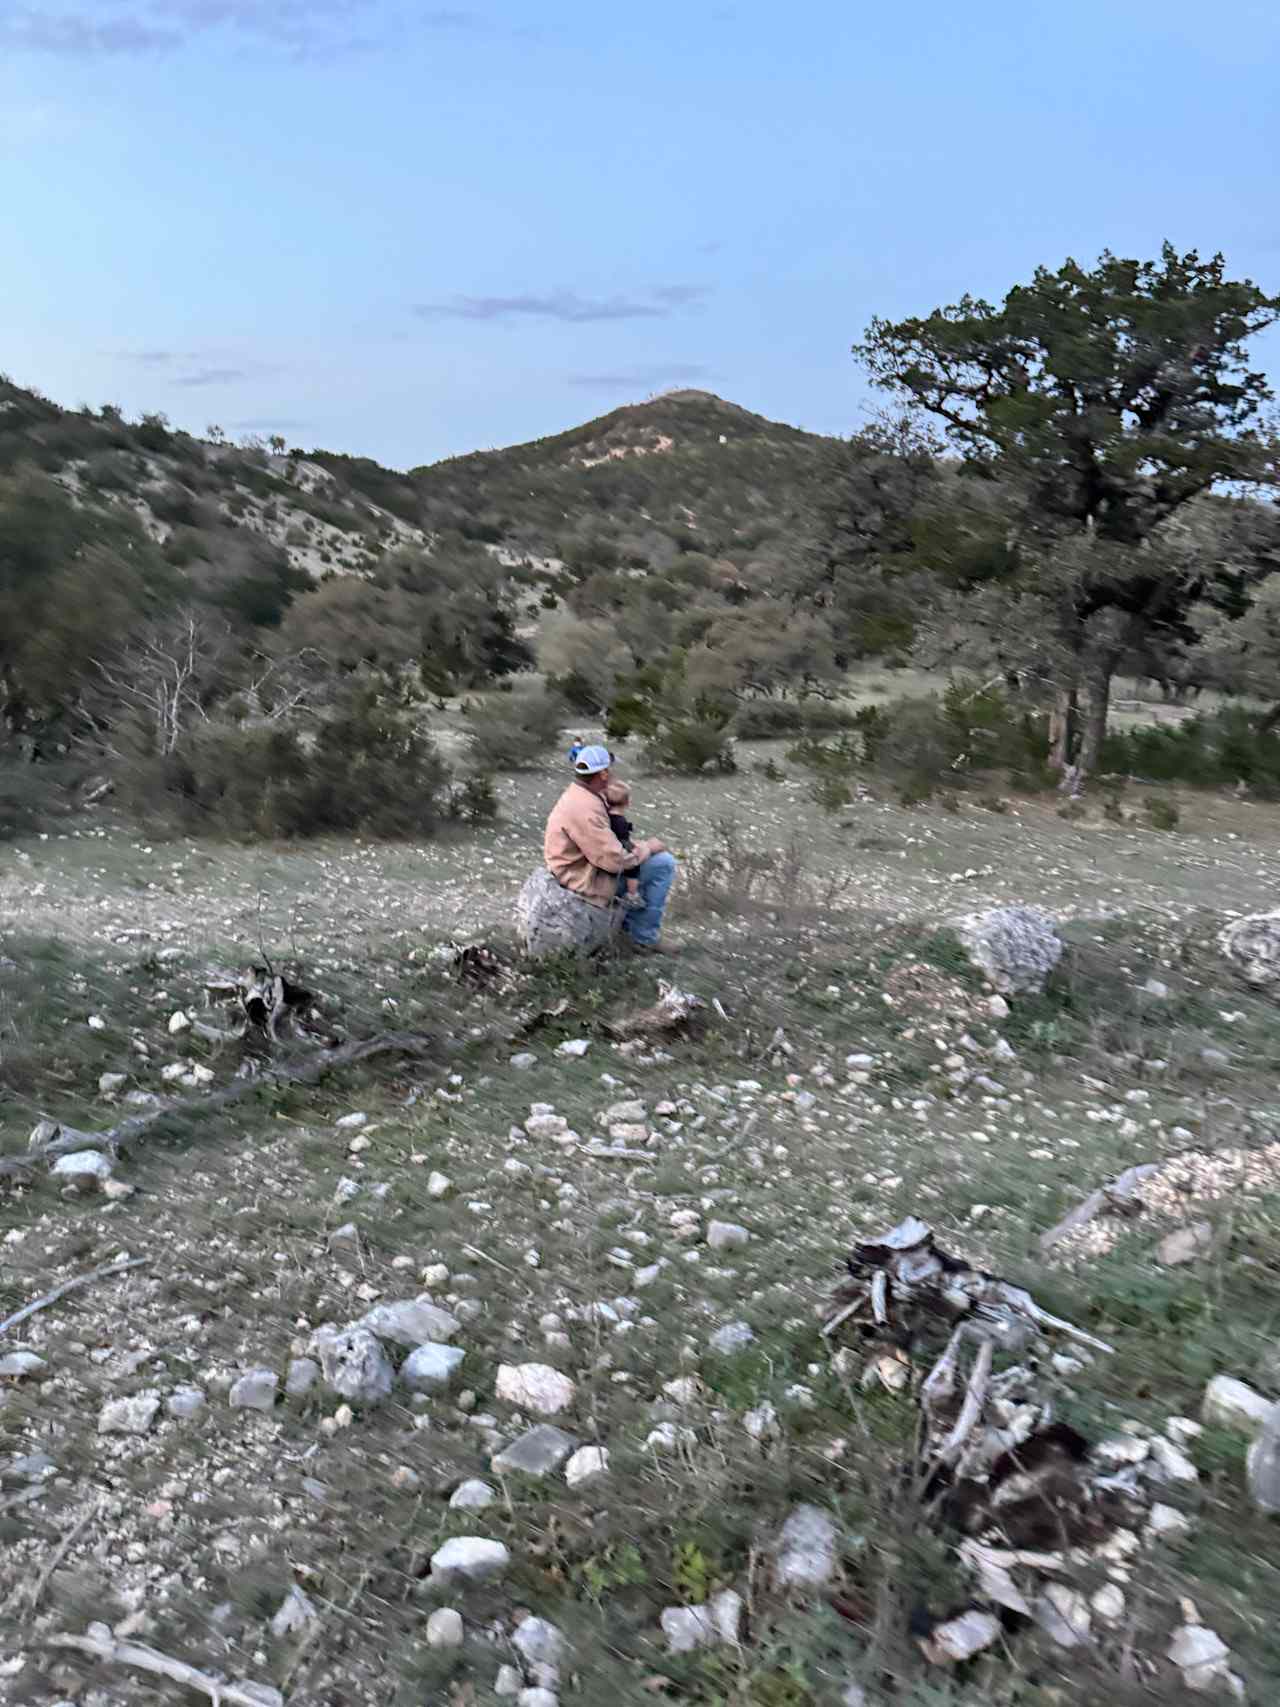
top-left (3, 758), bottom-right (1280, 1706)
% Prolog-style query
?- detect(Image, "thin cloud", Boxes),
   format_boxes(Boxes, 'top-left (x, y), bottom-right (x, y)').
top-left (567, 363), bottom-right (714, 391)
top-left (0, 3), bottom-right (477, 60)
top-left (119, 349), bottom-right (179, 365)
top-left (173, 366), bottom-right (250, 387)
top-left (414, 287), bottom-right (710, 325)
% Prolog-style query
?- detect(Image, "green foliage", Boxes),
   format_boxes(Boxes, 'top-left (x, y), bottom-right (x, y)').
top-left (464, 683), bottom-right (566, 772)
top-left (1145, 794), bottom-right (1180, 830)
top-left (148, 689), bottom-right (451, 839)
top-left (449, 772), bottom-right (499, 823)
top-left (1102, 706), bottom-right (1280, 796)
top-left (857, 244), bottom-right (1280, 544)
top-left (671, 1538), bottom-right (718, 1606)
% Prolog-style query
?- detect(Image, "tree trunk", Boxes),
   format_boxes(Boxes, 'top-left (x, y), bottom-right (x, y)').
top-left (1077, 652), bottom-right (1118, 781)
top-left (1048, 684), bottom-right (1077, 772)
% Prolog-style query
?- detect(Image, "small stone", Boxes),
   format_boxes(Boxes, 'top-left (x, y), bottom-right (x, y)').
top-left (167, 1009), bottom-right (190, 1034)
top-left (422, 1263), bottom-right (450, 1287)
top-left (516, 1691), bottom-right (558, 1707)
top-left (102, 1179), bottom-right (135, 1201)
top-left (427, 1171), bottom-right (453, 1199)
top-left (334, 1110), bottom-right (367, 1128)
top-left (512, 1617), bottom-right (566, 1669)
top-left (328, 1222), bottom-right (359, 1252)
top-left (987, 995), bottom-right (1010, 1020)
top-left (1035, 1584), bottom-right (1092, 1647)
top-left (166, 1385), bottom-right (207, 1421)
top-left (401, 1343), bottom-right (465, 1393)
top-left (492, 1425), bottom-right (577, 1477)
top-left (426, 1607), bottom-right (464, 1649)
top-left (358, 1298), bottom-right (460, 1346)
top-left (230, 1368), bottom-right (278, 1412)
top-left (98, 1392), bottom-right (161, 1435)
top-left (1147, 1503), bottom-right (1192, 1541)
top-left (98, 1071), bottom-right (127, 1095)
top-left (773, 1503), bottom-right (839, 1589)
top-left (1142, 978), bottom-right (1170, 999)
top-left (270, 1585), bottom-right (316, 1639)
top-left (1148, 1435), bottom-right (1199, 1485)
top-left (285, 1358), bottom-right (320, 1397)
top-left (604, 1098), bottom-right (646, 1124)
top-left (1092, 1584), bottom-right (1126, 1623)
top-left (1168, 1623), bottom-right (1231, 1690)
top-left (496, 1363), bottom-right (576, 1416)
top-left (0, 1351), bottom-right (47, 1380)
top-left (311, 1327), bottom-right (394, 1403)
top-left (556, 1038), bottom-right (590, 1057)
top-left (510, 1053), bottom-right (538, 1070)
top-left (1202, 1374), bottom-right (1273, 1438)
top-left (661, 1589), bottom-right (743, 1653)
top-left (1157, 1222), bottom-right (1213, 1266)
top-left (709, 1321), bottom-right (755, 1355)
top-left (743, 1401), bottom-right (779, 1442)
top-left (524, 1114), bottom-right (569, 1141)
top-left (921, 1608), bottom-right (1002, 1664)
top-left (450, 1478), bottom-right (497, 1510)
top-left (706, 1220), bottom-right (750, 1252)
top-left (1092, 1435), bottom-right (1149, 1468)
top-left (50, 1150), bottom-right (113, 1188)
top-left (390, 1464), bottom-right (421, 1491)
top-left (494, 1665), bottom-right (523, 1695)
top-left (430, 1536), bottom-right (510, 1586)
top-left (564, 1445), bottom-right (609, 1488)
top-left (87, 1014), bottom-right (106, 1030)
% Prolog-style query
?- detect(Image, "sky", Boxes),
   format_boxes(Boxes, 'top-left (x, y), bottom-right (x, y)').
top-left (4, 0), bottom-right (1280, 469)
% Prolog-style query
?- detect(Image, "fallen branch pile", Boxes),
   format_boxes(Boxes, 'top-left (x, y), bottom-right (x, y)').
top-left (821, 1217), bottom-right (1191, 1671)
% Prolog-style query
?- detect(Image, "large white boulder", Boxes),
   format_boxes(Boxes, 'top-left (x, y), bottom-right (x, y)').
top-left (1220, 909), bottom-right (1280, 989)
top-left (953, 905), bottom-right (1064, 995)
top-left (516, 868), bottom-right (621, 959)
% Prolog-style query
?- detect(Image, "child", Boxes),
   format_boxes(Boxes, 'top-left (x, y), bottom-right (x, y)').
top-left (605, 780), bottom-right (645, 910)
top-left (567, 735), bottom-right (586, 765)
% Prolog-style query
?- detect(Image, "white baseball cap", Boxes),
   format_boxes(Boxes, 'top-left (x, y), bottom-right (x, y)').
top-left (572, 744), bottom-right (612, 775)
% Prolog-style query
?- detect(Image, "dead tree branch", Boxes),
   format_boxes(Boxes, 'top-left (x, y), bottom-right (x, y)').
top-left (0, 1257), bottom-right (151, 1338)
top-left (45, 1625), bottom-right (282, 1707)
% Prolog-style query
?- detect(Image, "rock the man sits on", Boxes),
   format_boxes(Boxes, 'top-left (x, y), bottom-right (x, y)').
top-left (543, 745), bottom-right (678, 951)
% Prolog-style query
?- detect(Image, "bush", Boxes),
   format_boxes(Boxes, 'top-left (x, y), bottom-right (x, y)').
top-left (140, 692), bottom-right (451, 838)
top-left (1102, 707), bottom-right (1280, 797)
top-left (1145, 795), bottom-right (1180, 831)
top-left (643, 713), bottom-right (736, 775)
top-left (450, 772), bottom-right (499, 823)
top-left (732, 698), bottom-right (857, 740)
top-left (464, 684), bottom-right (566, 772)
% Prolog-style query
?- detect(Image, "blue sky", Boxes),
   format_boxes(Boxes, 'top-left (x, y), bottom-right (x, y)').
top-left (4, 0), bottom-right (1279, 467)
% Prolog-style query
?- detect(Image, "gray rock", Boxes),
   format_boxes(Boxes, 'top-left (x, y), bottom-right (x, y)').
top-left (270, 1585), bottom-right (316, 1639)
top-left (564, 1445), bottom-right (609, 1487)
top-left (512, 1616), bottom-right (567, 1669)
top-left (492, 1425), bottom-right (577, 1477)
top-left (494, 1666), bottom-right (523, 1696)
top-left (285, 1357), bottom-right (320, 1397)
top-left (98, 1071), bottom-right (127, 1094)
top-left (230, 1368), bottom-right (278, 1412)
top-left (661, 1589), bottom-right (743, 1653)
top-left (1157, 1222), bottom-right (1213, 1266)
top-left (706, 1220), bottom-right (750, 1252)
top-left (401, 1342), bottom-right (465, 1393)
top-left (953, 905), bottom-right (1064, 996)
top-left (1247, 1403), bottom-right (1280, 1514)
top-left (450, 1477), bottom-right (497, 1510)
top-left (1203, 1374), bottom-right (1273, 1437)
top-left (516, 1691), bottom-right (558, 1707)
top-left (166, 1385), bottom-right (207, 1421)
top-left (495, 1362), bottom-right (575, 1416)
top-left (516, 867), bottom-right (621, 959)
top-left (427, 1170), bottom-right (453, 1199)
top-left (328, 1222), bottom-right (359, 1253)
top-left (426, 1607), bottom-right (464, 1649)
top-left (6, 1452), bottom-right (57, 1480)
top-left (709, 1321), bottom-right (755, 1355)
top-left (357, 1298), bottom-right (460, 1347)
top-left (50, 1149), bottom-right (114, 1188)
top-left (430, 1536), bottom-right (510, 1585)
top-left (510, 1052), bottom-right (538, 1070)
top-left (0, 1351), bottom-right (47, 1379)
top-left (312, 1327), bottom-right (394, 1403)
top-left (773, 1503), bottom-right (839, 1589)
top-left (1219, 908), bottom-right (1280, 989)
top-left (98, 1392), bottom-right (161, 1435)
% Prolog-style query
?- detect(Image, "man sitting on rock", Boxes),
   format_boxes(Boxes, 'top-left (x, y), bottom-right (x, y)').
top-left (544, 744), bottom-right (678, 953)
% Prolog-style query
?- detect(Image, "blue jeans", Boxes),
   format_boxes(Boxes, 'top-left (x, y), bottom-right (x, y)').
top-left (618, 851), bottom-right (677, 945)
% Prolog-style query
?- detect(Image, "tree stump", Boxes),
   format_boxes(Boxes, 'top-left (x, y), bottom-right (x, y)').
top-left (515, 869), bottom-right (621, 959)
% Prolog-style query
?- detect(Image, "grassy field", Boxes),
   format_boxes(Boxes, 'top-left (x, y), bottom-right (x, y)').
top-left (3, 752), bottom-right (1280, 1706)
